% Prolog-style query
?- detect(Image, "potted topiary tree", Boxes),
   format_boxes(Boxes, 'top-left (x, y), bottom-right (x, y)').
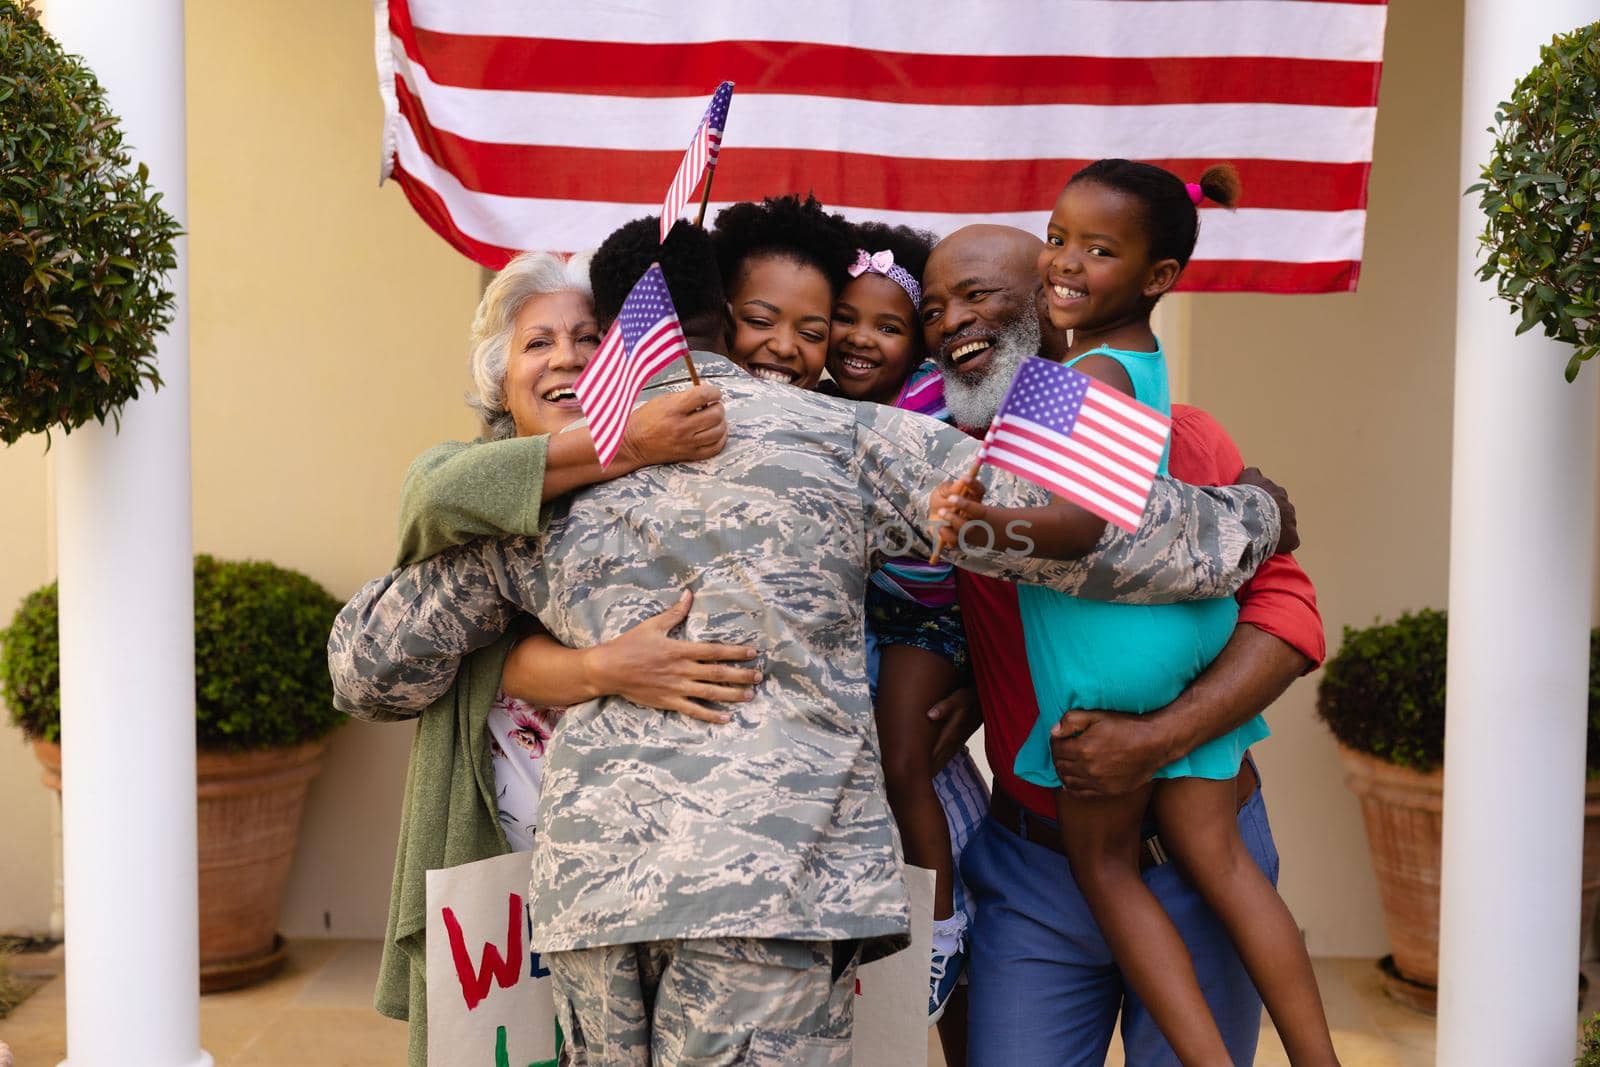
top-left (0, 0), bottom-right (182, 443)
top-left (0, 555), bottom-right (344, 992)
top-left (1318, 608), bottom-right (1600, 1013)
top-left (1580, 1012), bottom-right (1600, 1067)
top-left (1469, 21), bottom-right (1600, 381)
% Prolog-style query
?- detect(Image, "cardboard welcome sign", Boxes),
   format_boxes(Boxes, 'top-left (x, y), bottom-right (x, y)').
top-left (427, 854), bottom-right (933, 1066)
top-left (426, 852), bottom-right (558, 1067)
top-left (852, 864), bottom-right (934, 1065)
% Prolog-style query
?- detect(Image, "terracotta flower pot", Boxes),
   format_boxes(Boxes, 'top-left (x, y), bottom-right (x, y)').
top-left (33, 737), bottom-right (327, 993)
top-left (1339, 745), bottom-right (1600, 1009)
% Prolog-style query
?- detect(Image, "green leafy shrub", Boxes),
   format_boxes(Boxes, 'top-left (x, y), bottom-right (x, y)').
top-left (0, 0), bottom-right (182, 444)
top-left (1, 555), bottom-right (345, 750)
top-left (1317, 608), bottom-right (1600, 774)
top-left (0, 582), bottom-right (57, 742)
top-left (1580, 1012), bottom-right (1600, 1067)
top-left (1469, 22), bottom-right (1600, 381)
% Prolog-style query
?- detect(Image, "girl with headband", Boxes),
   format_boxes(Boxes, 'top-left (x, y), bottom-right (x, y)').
top-left (830, 221), bottom-right (982, 1026)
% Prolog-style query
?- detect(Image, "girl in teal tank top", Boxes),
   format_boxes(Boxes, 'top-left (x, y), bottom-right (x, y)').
top-left (932, 162), bottom-right (1338, 1065)
top-left (1012, 343), bottom-right (1267, 787)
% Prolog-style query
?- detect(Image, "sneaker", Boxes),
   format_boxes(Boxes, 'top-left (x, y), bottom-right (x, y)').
top-left (928, 937), bottom-right (966, 1024)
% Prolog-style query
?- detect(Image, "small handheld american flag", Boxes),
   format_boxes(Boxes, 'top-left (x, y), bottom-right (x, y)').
top-left (660, 80), bottom-right (735, 241)
top-left (979, 356), bottom-right (1171, 533)
top-left (573, 264), bottom-right (692, 467)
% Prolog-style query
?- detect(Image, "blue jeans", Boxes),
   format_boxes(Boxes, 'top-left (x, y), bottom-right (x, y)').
top-left (961, 782), bottom-right (1280, 1066)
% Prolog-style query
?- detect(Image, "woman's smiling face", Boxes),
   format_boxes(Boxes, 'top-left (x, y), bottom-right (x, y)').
top-left (726, 253), bottom-right (833, 389)
top-left (828, 272), bottom-right (920, 405)
top-left (503, 288), bottom-right (601, 438)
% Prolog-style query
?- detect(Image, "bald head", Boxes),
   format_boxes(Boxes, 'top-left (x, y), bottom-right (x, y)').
top-left (927, 224), bottom-right (1043, 283)
top-left (918, 225), bottom-right (1055, 427)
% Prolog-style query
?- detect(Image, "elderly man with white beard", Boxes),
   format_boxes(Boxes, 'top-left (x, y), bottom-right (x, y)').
top-left (919, 224), bottom-right (1327, 1067)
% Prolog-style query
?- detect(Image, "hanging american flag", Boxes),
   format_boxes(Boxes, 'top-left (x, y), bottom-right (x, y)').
top-left (660, 81), bottom-right (734, 241)
top-left (375, 1), bottom-right (1387, 293)
top-left (573, 264), bottom-right (691, 466)
top-left (979, 357), bottom-right (1171, 533)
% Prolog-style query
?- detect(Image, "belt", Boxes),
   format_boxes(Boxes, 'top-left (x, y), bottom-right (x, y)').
top-left (986, 762), bottom-right (1260, 872)
top-left (988, 788), bottom-right (1167, 870)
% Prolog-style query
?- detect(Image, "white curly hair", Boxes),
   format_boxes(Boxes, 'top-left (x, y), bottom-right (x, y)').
top-left (466, 250), bottom-right (594, 440)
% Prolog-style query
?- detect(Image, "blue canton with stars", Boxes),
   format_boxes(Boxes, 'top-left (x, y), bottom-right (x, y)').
top-left (701, 81), bottom-right (734, 142)
top-left (998, 357), bottom-right (1091, 435)
top-left (617, 265), bottom-right (681, 352)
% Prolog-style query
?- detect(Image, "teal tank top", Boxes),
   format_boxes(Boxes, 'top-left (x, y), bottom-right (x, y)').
top-left (1011, 342), bottom-right (1266, 786)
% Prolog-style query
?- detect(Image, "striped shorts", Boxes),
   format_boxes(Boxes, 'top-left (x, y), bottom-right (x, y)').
top-left (933, 748), bottom-right (989, 930)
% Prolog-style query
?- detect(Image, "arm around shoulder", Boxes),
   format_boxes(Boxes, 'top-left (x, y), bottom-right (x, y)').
top-left (937, 475), bottom-right (1281, 605)
top-left (328, 540), bottom-right (520, 720)
top-left (858, 388), bottom-right (1282, 604)
top-left (396, 437), bottom-right (551, 567)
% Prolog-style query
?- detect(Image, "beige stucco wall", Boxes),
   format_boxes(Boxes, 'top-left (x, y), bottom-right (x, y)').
top-left (1185, 0), bottom-right (1463, 956)
top-left (0, 436), bottom-right (56, 934)
top-left (186, 0), bottom-right (482, 940)
top-left (0, 1), bottom-right (481, 937)
top-left (2, 0), bottom-right (1470, 959)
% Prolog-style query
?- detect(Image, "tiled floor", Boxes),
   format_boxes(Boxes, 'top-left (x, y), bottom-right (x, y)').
top-left (1102, 958), bottom-right (1437, 1067)
top-left (0, 941), bottom-right (407, 1066)
top-left (0, 942), bottom-right (1478, 1065)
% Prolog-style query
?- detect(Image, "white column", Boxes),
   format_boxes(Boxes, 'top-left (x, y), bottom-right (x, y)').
top-left (42, 3), bottom-right (209, 1066)
top-left (1439, 4), bottom-right (1598, 1065)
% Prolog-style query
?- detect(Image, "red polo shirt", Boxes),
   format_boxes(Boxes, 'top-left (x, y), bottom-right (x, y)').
top-left (958, 403), bottom-right (1325, 820)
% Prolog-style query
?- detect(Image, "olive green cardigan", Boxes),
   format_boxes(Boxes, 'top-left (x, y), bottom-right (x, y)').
top-left (367, 435), bottom-right (551, 1067)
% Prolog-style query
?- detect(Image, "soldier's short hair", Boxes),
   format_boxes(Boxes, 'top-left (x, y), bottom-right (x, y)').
top-left (467, 250), bottom-right (593, 441)
top-left (591, 217), bottom-right (726, 330)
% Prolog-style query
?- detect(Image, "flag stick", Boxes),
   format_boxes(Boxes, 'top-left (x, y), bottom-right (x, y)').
top-left (678, 173), bottom-right (714, 384)
top-left (646, 259), bottom-right (702, 386)
top-left (927, 454), bottom-right (985, 565)
top-left (693, 163), bottom-right (719, 228)
top-left (928, 361), bottom-right (1033, 562)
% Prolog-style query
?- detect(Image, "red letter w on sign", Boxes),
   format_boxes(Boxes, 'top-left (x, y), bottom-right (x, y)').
top-left (442, 893), bottom-right (524, 1010)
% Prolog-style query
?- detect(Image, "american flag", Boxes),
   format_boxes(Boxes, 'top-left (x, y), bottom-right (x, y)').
top-left (375, 1), bottom-right (1387, 292)
top-left (573, 264), bottom-right (691, 467)
top-left (980, 357), bottom-right (1171, 533)
top-left (660, 81), bottom-right (734, 242)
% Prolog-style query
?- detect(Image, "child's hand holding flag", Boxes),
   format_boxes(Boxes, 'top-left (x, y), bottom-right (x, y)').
top-left (929, 476), bottom-right (988, 555)
top-left (927, 356), bottom-right (1171, 562)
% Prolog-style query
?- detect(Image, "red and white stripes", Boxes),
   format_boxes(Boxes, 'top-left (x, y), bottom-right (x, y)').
top-left (375, 0), bottom-right (1387, 293)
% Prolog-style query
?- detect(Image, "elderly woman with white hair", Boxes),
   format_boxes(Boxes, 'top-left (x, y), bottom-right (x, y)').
top-left (351, 251), bottom-right (760, 1065)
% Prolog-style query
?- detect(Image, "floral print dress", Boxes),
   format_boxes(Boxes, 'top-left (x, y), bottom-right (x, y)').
top-left (486, 690), bottom-right (565, 852)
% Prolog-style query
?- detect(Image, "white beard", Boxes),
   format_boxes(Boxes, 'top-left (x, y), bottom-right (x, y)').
top-left (939, 310), bottom-right (1041, 429)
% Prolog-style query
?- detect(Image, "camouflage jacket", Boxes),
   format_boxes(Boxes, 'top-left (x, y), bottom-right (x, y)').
top-left (328, 352), bottom-right (1279, 955)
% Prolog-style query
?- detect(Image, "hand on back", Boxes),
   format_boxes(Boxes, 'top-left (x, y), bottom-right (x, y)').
top-left (1234, 466), bottom-right (1299, 555)
top-left (581, 590), bottom-right (761, 724)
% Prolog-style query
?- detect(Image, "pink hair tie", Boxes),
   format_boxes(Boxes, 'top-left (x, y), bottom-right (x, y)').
top-left (1185, 182), bottom-right (1204, 206)
top-left (847, 247), bottom-right (922, 309)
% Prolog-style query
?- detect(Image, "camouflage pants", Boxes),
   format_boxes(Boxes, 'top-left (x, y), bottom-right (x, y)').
top-left (547, 937), bottom-right (859, 1066)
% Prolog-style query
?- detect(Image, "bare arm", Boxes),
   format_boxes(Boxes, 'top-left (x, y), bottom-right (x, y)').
top-left (1048, 623), bottom-right (1309, 797)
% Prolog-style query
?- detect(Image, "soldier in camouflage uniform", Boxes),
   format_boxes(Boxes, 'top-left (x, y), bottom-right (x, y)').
top-left (328, 220), bottom-right (1287, 1066)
